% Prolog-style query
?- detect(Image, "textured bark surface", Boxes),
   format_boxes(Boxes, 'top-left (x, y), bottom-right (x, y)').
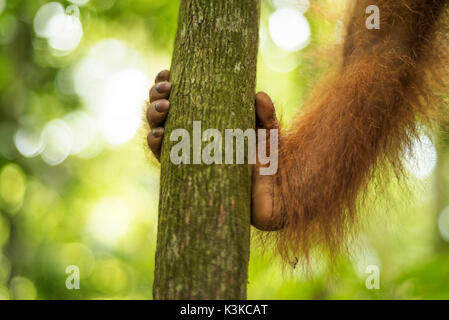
top-left (153, 0), bottom-right (260, 299)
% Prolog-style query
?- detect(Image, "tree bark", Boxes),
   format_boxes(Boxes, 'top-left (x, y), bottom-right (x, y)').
top-left (153, 0), bottom-right (260, 300)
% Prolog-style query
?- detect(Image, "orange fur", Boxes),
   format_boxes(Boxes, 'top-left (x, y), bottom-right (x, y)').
top-left (273, 0), bottom-right (449, 262)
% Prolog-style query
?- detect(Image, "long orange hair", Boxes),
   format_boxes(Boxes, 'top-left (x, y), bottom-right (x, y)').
top-left (273, 0), bottom-right (449, 262)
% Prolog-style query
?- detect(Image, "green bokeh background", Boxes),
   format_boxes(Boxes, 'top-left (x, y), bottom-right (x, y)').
top-left (1, 0), bottom-right (449, 300)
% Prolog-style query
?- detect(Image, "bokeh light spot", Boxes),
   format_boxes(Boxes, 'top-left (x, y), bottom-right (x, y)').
top-left (0, 285), bottom-right (10, 300)
top-left (271, 0), bottom-right (310, 13)
top-left (97, 68), bottom-right (149, 145)
top-left (0, 163), bottom-right (26, 211)
top-left (14, 128), bottom-right (43, 158)
top-left (438, 206), bottom-right (449, 242)
top-left (59, 243), bottom-right (95, 278)
top-left (64, 111), bottom-right (97, 155)
top-left (269, 8), bottom-right (311, 52)
top-left (46, 12), bottom-right (83, 53)
top-left (91, 259), bottom-right (130, 294)
top-left (404, 134), bottom-right (437, 180)
top-left (0, 255), bottom-right (11, 283)
top-left (0, 0), bottom-right (6, 15)
top-left (87, 197), bottom-right (134, 246)
top-left (33, 2), bottom-right (83, 55)
top-left (74, 39), bottom-right (149, 146)
top-left (10, 277), bottom-right (37, 300)
top-left (40, 119), bottom-right (73, 166)
top-left (33, 2), bottom-right (64, 38)
top-left (0, 215), bottom-right (10, 247)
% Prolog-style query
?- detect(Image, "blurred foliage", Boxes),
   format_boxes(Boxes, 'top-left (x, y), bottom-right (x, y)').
top-left (0, 0), bottom-right (449, 300)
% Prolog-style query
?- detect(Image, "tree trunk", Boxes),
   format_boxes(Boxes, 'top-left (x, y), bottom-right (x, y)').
top-left (153, 0), bottom-right (260, 300)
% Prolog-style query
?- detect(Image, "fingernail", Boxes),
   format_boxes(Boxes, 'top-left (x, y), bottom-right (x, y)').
top-left (155, 82), bottom-right (170, 93)
top-left (152, 128), bottom-right (163, 138)
top-left (155, 101), bottom-right (169, 112)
